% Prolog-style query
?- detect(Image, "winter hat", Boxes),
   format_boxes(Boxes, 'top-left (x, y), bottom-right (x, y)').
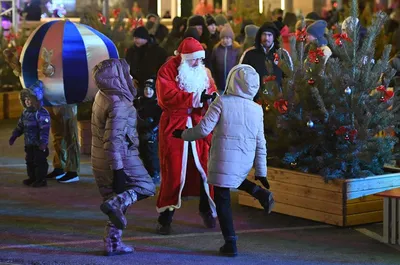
top-left (259, 22), bottom-right (280, 38)
top-left (133, 26), bottom-right (150, 40)
top-left (305, 12), bottom-right (321, 21)
top-left (183, 27), bottom-right (201, 41)
top-left (220, 25), bottom-right (234, 39)
top-left (205, 14), bottom-right (216, 26)
top-left (215, 14), bottom-right (228, 26)
top-left (188, 15), bottom-right (206, 27)
top-left (174, 37), bottom-right (205, 60)
top-left (306, 20), bottom-right (328, 46)
top-left (245, 24), bottom-right (259, 38)
top-left (341, 16), bottom-right (359, 32)
top-left (273, 20), bottom-right (285, 31)
top-left (145, 77), bottom-right (156, 90)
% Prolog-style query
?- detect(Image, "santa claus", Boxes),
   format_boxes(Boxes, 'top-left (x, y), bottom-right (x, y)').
top-left (156, 37), bottom-right (218, 235)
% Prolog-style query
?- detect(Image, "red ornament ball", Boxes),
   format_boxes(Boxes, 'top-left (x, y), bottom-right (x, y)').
top-left (308, 78), bottom-right (315, 85)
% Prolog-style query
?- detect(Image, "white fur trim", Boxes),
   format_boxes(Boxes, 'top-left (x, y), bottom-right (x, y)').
top-left (192, 91), bottom-right (203, 108)
top-left (181, 50), bottom-right (205, 60)
top-left (174, 50), bottom-right (179, 56)
top-left (156, 117), bottom-right (217, 218)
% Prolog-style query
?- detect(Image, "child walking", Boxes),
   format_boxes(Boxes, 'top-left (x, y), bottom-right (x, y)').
top-left (172, 64), bottom-right (274, 257)
top-left (9, 80), bottom-right (51, 187)
top-left (134, 77), bottom-right (162, 185)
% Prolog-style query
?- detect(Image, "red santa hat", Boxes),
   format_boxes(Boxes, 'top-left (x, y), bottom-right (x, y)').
top-left (174, 37), bottom-right (205, 60)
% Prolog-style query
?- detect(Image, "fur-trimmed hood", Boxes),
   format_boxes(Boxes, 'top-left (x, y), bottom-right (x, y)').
top-left (19, 80), bottom-right (45, 109)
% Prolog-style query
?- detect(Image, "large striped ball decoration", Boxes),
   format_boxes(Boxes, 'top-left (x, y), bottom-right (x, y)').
top-left (19, 20), bottom-right (119, 106)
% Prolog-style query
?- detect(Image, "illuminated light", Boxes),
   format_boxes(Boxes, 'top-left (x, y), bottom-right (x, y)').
top-left (333, 2), bottom-right (338, 8)
top-left (177, 0), bottom-right (181, 17)
top-left (157, 0), bottom-right (162, 16)
top-left (281, 0), bottom-right (285, 10)
top-left (259, 0), bottom-right (263, 14)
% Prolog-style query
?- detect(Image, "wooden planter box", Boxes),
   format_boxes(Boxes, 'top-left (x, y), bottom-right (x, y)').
top-left (0, 91), bottom-right (23, 120)
top-left (239, 167), bottom-right (400, 226)
top-left (78, 120), bottom-right (91, 155)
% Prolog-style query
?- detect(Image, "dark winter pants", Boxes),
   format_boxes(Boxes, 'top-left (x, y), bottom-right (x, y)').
top-left (214, 179), bottom-right (258, 239)
top-left (25, 145), bottom-right (49, 182)
top-left (158, 176), bottom-right (211, 225)
top-left (139, 138), bottom-right (160, 178)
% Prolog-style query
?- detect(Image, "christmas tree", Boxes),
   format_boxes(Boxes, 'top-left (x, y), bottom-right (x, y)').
top-left (261, 0), bottom-right (399, 180)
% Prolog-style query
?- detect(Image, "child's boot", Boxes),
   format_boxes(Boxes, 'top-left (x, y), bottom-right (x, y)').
top-left (103, 222), bottom-right (134, 256)
top-left (219, 236), bottom-right (238, 257)
top-left (100, 190), bottom-right (138, 230)
top-left (23, 164), bottom-right (36, 186)
top-left (31, 160), bottom-right (48, 188)
top-left (252, 186), bottom-right (274, 213)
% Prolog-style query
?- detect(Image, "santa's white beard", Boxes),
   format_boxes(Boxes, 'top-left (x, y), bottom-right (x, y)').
top-left (177, 60), bottom-right (209, 93)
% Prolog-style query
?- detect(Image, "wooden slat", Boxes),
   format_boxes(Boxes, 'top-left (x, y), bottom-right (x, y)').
top-left (265, 167), bottom-right (344, 192)
top-left (345, 173), bottom-right (400, 194)
top-left (383, 198), bottom-right (390, 243)
top-left (344, 210), bottom-right (383, 226)
top-left (347, 195), bottom-right (382, 204)
top-left (240, 190), bottom-right (343, 215)
top-left (264, 179), bottom-right (343, 203)
top-left (0, 93), bottom-right (4, 119)
top-left (347, 187), bottom-right (400, 201)
top-left (391, 198), bottom-right (397, 244)
top-left (346, 200), bottom-right (383, 215)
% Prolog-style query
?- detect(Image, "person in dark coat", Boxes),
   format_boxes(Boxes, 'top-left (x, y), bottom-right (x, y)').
top-left (9, 81), bottom-right (50, 187)
top-left (210, 25), bottom-right (240, 93)
top-left (235, 19), bottom-right (254, 44)
top-left (125, 27), bottom-right (168, 90)
top-left (160, 16), bottom-right (186, 57)
top-left (239, 22), bottom-right (292, 101)
top-left (187, 15), bottom-right (212, 67)
top-left (134, 77), bottom-right (162, 185)
top-left (205, 14), bottom-right (220, 50)
top-left (145, 13), bottom-right (169, 44)
top-left (22, 0), bottom-right (42, 21)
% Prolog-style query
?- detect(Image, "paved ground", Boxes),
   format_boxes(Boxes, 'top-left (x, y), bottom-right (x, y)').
top-left (0, 119), bottom-right (400, 265)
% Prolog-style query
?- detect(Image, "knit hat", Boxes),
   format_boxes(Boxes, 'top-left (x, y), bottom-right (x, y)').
top-left (205, 14), bottom-right (216, 26)
top-left (183, 27), bottom-right (201, 41)
top-left (175, 37), bottom-right (205, 60)
top-left (188, 15), bottom-right (206, 27)
top-left (220, 25), bottom-right (234, 39)
top-left (305, 12), bottom-right (321, 21)
top-left (245, 25), bottom-right (259, 38)
top-left (341, 16), bottom-right (359, 32)
top-left (133, 26), bottom-right (150, 40)
top-left (306, 20), bottom-right (328, 46)
top-left (145, 77), bottom-right (156, 90)
top-left (215, 14), bottom-right (228, 26)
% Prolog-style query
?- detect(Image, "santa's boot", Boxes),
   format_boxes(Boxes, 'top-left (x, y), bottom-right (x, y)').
top-left (252, 186), bottom-right (275, 214)
top-left (219, 236), bottom-right (238, 257)
top-left (103, 221), bottom-right (134, 256)
top-left (100, 190), bottom-right (138, 230)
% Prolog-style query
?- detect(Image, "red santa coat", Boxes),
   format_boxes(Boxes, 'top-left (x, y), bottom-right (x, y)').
top-left (156, 55), bottom-right (217, 216)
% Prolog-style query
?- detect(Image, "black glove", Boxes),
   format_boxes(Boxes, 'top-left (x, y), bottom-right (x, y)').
top-left (200, 90), bottom-right (214, 103)
top-left (113, 169), bottom-right (128, 194)
top-left (9, 134), bottom-right (17, 146)
top-left (255, 176), bottom-right (270, 189)
top-left (172, 129), bottom-right (184, 139)
top-left (39, 143), bottom-right (47, 152)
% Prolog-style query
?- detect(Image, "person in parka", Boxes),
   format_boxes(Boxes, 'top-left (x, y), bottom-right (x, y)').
top-left (91, 58), bottom-right (156, 256)
top-left (239, 22), bottom-right (292, 101)
top-left (134, 77), bottom-right (162, 185)
top-left (160, 16), bottom-right (186, 57)
top-left (9, 80), bottom-right (51, 187)
top-left (172, 64), bottom-right (274, 257)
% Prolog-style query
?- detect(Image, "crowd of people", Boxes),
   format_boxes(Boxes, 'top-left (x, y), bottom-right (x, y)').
top-left (7, 4), bottom-right (400, 258)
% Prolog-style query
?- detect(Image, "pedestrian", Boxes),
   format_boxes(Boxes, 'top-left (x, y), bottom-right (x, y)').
top-left (306, 20), bottom-right (332, 64)
top-left (9, 80), bottom-right (51, 187)
top-left (135, 77), bottom-right (162, 185)
top-left (172, 64), bottom-right (274, 257)
top-left (210, 25), bottom-right (240, 93)
top-left (155, 37), bottom-right (218, 235)
top-left (91, 58), bottom-right (156, 256)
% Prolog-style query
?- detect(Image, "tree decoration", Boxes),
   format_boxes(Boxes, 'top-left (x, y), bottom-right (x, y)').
top-left (344, 87), bottom-right (352, 95)
top-left (273, 53), bottom-right (279, 65)
top-left (307, 120), bottom-right (314, 128)
top-left (263, 75), bottom-right (276, 84)
top-left (295, 27), bottom-right (307, 42)
top-left (376, 85), bottom-right (394, 102)
top-left (308, 78), bottom-right (315, 85)
top-left (333, 33), bottom-right (352, 46)
top-left (273, 99), bottom-right (288, 114)
top-left (308, 48), bottom-right (324, 64)
top-left (98, 13), bottom-right (107, 25)
top-left (335, 126), bottom-right (358, 142)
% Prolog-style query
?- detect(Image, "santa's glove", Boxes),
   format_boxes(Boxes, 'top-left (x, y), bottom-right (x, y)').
top-left (172, 129), bottom-right (184, 139)
top-left (200, 90), bottom-right (214, 103)
top-left (210, 92), bottom-right (218, 102)
top-left (38, 143), bottom-right (47, 152)
top-left (8, 134), bottom-right (17, 146)
top-left (113, 169), bottom-right (128, 194)
top-left (255, 176), bottom-right (270, 189)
